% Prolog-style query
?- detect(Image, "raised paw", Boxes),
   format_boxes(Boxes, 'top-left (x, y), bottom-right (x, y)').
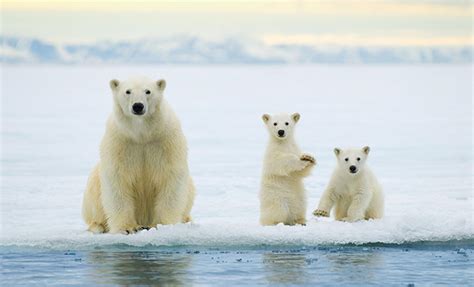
top-left (313, 209), bottom-right (329, 217)
top-left (300, 154), bottom-right (316, 164)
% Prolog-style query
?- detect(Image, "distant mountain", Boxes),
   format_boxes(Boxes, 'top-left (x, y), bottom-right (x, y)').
top-left (1, 36), bottom-right (472, 64)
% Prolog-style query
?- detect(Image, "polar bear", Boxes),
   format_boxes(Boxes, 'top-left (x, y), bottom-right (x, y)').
top-left (82, 77), bottom-right (195, 234)
top-left (259, 113), bottom-right (316, 226)
top-left (313, 146), bottom-right (383, 222)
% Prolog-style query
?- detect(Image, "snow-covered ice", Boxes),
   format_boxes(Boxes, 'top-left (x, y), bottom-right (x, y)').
top-left (1, 65), bottom-right (472, 250)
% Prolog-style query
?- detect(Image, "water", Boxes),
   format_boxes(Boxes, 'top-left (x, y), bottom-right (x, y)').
top-left (2, 242), bottom-right (473, 286)
top-left (1, 65), bottom-right (472, 284)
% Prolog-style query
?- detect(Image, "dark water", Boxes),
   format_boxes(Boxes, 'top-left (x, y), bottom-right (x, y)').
top-left (1, 241), bottom-right (473, 286)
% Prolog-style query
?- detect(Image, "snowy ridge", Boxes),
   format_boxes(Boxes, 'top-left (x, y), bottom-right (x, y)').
top-left (1, 35), bottom-right (472, 64)
top-left (1, 212), bottom-right (472, 250)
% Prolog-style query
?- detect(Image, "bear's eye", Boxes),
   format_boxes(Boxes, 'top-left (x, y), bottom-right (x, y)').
top-left (145, 90), bottom-right (151, 95)
top-left (126, 90), bottom-right (131, 95)
top-left (273, 122), bottom-right (277, 126)
top-left (357, 157), bottom-right (361, 161)
top-left (345, 158), bottom-right (349, 162)
top-left (285, 122), bottom-right (289, 126)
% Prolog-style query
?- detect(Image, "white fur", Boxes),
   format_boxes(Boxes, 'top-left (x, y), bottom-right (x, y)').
top-left (313, 146), bottom-right (384, 222)
top-left (82, 77), bottom-right (195, 234)
top-left (259, 113), bottom-right (316, 226)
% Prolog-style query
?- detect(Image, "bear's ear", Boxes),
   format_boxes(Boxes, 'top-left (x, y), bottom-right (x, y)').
top-left (109, 79), bottom-right (120, 91)
top-left (334, 148), bottom-right (341, 156)
top-left (262, 114), bottom-right (270, 123)
top-left (157, 79), bottom-right (166, 92)
top-left (363, 146), bottom-right (370, 154)
top-left (292, 113), bottom-right (301, 123)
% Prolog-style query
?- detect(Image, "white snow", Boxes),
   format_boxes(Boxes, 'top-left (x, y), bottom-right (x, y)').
top-left (1, 65), bottom-right (472, 250)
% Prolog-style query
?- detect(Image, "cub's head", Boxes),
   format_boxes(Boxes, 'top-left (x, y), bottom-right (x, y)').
top-left (334, 146), bottom-right (370, 175)
top-left (261, 113), bottom-right (300, 140)
top-left (109, 77), bottom-right (166, 118)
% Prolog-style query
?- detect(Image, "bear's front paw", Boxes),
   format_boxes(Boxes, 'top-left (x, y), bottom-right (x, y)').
top-left (137, 226), bottom-right (151, 231)
top-left (295, 218), bottom-right (307, 225)
top-left (112, 226), bottom-right (143, 235)
top-left (313, 209), bottom-right (329, 217)
top-left (300, 154), bottom-right (316, 165)
top-left (121, 227), bottom-right (139, 235)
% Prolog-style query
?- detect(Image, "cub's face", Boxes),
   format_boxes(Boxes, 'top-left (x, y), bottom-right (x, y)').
top-left (262, 113), bottom-right (300, 140)
top-left (334, 146), bottom-right (370, 175)
top-left (109, 77), bottom-right (166, 118)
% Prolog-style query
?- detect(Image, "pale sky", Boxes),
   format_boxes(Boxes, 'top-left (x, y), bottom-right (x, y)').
top-left (1, 0), bottom-right (472, 46)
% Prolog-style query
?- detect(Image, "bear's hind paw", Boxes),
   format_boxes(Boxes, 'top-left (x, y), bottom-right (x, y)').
top-left (87, 223), bottom-right (107, 234)
top-left (340, 217), bottom-right (363, 223)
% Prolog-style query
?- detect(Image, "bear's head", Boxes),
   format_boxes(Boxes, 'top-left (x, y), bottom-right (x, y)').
top-left (109, 77), bottom-right (166, 118)
top-left (334, 146), bottom-right (370, 175)
top-left (262, 113), bottom-right (300, 140)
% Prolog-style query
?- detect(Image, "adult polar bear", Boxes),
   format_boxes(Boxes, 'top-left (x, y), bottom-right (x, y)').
top-left (82, 77), bottom-right (195, 234)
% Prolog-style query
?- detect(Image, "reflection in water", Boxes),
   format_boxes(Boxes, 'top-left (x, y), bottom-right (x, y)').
top-left (262, 248), bottom-right (381, 285)
top-left (262, 252), bottom-right (309, 284)
top-left (87, 251), bottom-right (192, 286)
top-left (326, 249), bottom-right (381, 283)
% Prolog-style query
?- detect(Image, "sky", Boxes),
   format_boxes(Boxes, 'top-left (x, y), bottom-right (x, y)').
top-left (1, 0), bottom-right (472, 47)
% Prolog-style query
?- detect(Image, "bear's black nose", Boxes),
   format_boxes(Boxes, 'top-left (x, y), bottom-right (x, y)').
top-left (278, 130), bottom-right (285, 137)
top-left (132, 103), bottom-right (145, 115)
top-left (349, 165), bottom-right (357, 173)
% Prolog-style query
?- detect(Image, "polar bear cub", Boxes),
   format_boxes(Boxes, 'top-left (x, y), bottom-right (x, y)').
top-left (259, 113), bottom-right (316, 226)
top-left (82, 77), bottom-right (195, 234)
top-left (313, 146), bottom-right (384, 221)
